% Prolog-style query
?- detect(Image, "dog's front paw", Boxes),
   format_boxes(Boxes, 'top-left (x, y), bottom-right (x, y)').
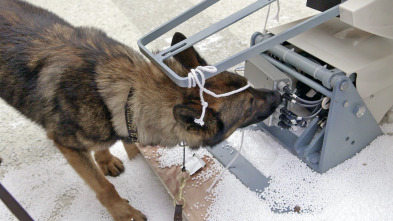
top-left (94, 150), bottom-right (125, 176)
top-left (98, 156), bottom-right (124, 176)
top-left (129, 207), bottom-right (147, 221)
top-left (111, 199), bottom-right (147, 221)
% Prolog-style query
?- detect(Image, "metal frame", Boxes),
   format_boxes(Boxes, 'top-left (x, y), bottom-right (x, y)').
top-left (137, 0), bottom-right (340, 87)
top-left (251, 53), bottom-right (383, 173)
top-left (137, 0), bottom-right (382, 197)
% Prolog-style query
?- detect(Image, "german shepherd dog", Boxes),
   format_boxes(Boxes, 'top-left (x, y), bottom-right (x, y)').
top-left (0, 0), bottom-right (281, 220)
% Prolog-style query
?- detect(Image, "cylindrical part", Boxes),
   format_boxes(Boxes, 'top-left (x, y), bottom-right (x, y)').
top-left (254, 33), bottom-right (337, 89)
top-left (268, 45), bottom-right (335, 88)
top-left (262, 54), bottom-right (333, 98)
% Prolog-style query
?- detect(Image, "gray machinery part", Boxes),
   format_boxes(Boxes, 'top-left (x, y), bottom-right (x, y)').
top-left (306, 0), bottom-right (341, 12)
top-left (247, 33), bottom-right (383, 172)
top-left (205, 141), bottom-right (270, 195)
top-left (137, 0), bottom-right (383, 196)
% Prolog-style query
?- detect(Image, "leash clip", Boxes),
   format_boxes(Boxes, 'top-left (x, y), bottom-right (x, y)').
top-left (173, 169), bottom-right (190, 221)
top-left (173, 141), bottom-right (190, 221)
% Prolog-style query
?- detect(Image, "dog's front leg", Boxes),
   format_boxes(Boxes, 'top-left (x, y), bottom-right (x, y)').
top-left (55, 143), bottom-right (147, 221)
top-left (122, 141), bottom-right (140, 160)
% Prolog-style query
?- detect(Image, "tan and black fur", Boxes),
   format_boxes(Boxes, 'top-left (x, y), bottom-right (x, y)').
top-left (0, 0), bottom-right (281, 220)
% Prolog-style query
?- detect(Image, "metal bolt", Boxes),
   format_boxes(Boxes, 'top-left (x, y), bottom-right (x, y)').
top-left (321, 97), bottom-right (331, 109)
top-left (353, 105), bottom-right (366, 118)
top-left (277, 81), bottom-right (289, 93)
top-left (339, 81), bottom-right (349, 91)
top-left (343, 100), bottom-right (349, 108)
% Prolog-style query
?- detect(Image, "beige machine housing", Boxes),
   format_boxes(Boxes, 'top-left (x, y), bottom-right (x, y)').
top-left (269, 0), bottom-right (393, 122)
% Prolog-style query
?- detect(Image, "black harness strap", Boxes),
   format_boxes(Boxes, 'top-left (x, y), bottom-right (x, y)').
top-left (124, 88), bottom-right (138, 142)
top-left (0, 183), bottom-right (34, 221)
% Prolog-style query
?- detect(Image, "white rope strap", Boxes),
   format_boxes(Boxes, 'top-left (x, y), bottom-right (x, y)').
top-left (187, 66), bottom-right (251, 126)
top-left (272, 0), bottom-right (280, 22)
top-left (262, 0), bottom-right (281, 35)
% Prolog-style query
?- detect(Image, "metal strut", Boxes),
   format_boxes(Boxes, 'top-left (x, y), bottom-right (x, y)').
top-left (138, 0), bottom-right (340, 87)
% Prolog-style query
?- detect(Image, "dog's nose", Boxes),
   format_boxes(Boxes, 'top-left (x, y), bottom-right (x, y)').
top-left (270, 90), bottom-right (282, 107)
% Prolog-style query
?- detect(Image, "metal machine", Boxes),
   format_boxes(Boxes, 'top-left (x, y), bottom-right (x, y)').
top-left (138, 0), bottom-right (393, 193)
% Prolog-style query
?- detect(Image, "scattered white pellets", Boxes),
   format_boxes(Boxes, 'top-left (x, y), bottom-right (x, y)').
top-left (1, 0), bottom-right (392, 220)
top-left (156, 145), bottom-right (211, 169)
top-left (381, 123), bottom-right (393, 135)
top-left (205, 129), bottom-right (393, 221)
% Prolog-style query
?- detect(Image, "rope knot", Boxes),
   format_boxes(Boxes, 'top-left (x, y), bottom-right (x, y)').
top-left (186, 66), bottom-right (251, 126)
top-left (187, 66), bottom-right (216, 88)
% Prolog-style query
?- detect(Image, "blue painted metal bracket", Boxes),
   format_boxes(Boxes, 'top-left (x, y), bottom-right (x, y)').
top-left (205, 141), bottom-right (270, 193)
top-left (253, 58), bottom-right (383, 173)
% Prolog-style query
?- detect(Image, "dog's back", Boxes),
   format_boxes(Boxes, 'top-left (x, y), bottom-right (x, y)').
top-left (0, 0), bottom-right (129, 147)
top-left (0, 0), bottom-right (68, 120)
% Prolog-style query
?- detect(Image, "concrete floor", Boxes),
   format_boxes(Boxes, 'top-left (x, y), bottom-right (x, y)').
top-left (2, 0), bottom-right (391, 221)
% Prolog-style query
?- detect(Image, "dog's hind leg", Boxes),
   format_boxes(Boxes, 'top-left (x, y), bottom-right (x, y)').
top-left (94, 149), bottom-right (125, 176)
top-left (55, 143), bottom-right (147, 221)
top-left (122, 141), bottom-right (140, 160)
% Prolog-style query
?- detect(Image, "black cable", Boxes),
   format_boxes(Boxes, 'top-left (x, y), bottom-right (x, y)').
top-left (293, 96), bottom-right (324, 105)
top-left (282, 85), bottom-right (324, 106)
top-left (295, 102), bottom-right (321, 108)
top-left (297, 104), bottom-right (323, 120)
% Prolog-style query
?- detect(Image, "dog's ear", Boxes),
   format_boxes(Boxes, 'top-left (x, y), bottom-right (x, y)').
top-left (171, 32), bottom-right (207, 70)
top-left (173, 104), bottom-right (202, 132)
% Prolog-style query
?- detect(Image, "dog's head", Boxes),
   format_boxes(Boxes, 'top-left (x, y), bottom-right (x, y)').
top-left (170, 33), bottom-right (281, 148)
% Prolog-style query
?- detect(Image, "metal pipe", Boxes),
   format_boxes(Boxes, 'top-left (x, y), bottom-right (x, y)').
top-left (262, 54), bottom-right (333, 98)
top-left (157, 0), bottom-right (274, 59)
top-left (138, 4), bottom-right (340, 87)
top-left (138, 0), bottom-right (219, 46)
top-left (254, 34), bottom-right (336, 89)
top-left (269, 45), bottom-right (335, 89)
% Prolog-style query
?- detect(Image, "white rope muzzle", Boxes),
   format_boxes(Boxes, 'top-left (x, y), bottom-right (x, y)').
top-left (187, 66), bottom-right (251, 126)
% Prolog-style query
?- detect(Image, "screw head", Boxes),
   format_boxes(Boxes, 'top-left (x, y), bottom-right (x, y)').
top-left (343, 100), bottom-right (349, 108)
top-left (354, 105), bottom-right (366, 118)
top-left (340, 81), bottom-right (349, 91)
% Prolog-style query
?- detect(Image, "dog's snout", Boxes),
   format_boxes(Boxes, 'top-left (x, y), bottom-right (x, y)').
top-left (270, 90), bottom-right (282, 108)
top-left (273, 90), bottom-right (281, 101)
top-left (252, 88), bottom-right (282, 108)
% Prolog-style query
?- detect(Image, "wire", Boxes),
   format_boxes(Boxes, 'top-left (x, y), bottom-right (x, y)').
top-left (262, 4), bottom-right (271, 35)
top-left (299, 105), bottom-right (323, 120)
top-left (234, 66), bottom-right (245, 75)
top-left (283, 85), bottom-right (324, 106)
top-left (295, 102), bottom-right (321, 108)
top-left (293, 95), bottom-right (324, 105)
top-left (207, 129), bottom-right (245, 193)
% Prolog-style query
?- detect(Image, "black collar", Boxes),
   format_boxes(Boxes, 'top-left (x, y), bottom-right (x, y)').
top-left (124, 88), bottom-right (138, 143)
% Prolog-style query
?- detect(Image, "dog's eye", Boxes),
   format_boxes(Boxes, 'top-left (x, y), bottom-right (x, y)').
top-left (250, 98), bottom-right (255, 106)
top-left (246, 98), bottom-right (254, 115)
